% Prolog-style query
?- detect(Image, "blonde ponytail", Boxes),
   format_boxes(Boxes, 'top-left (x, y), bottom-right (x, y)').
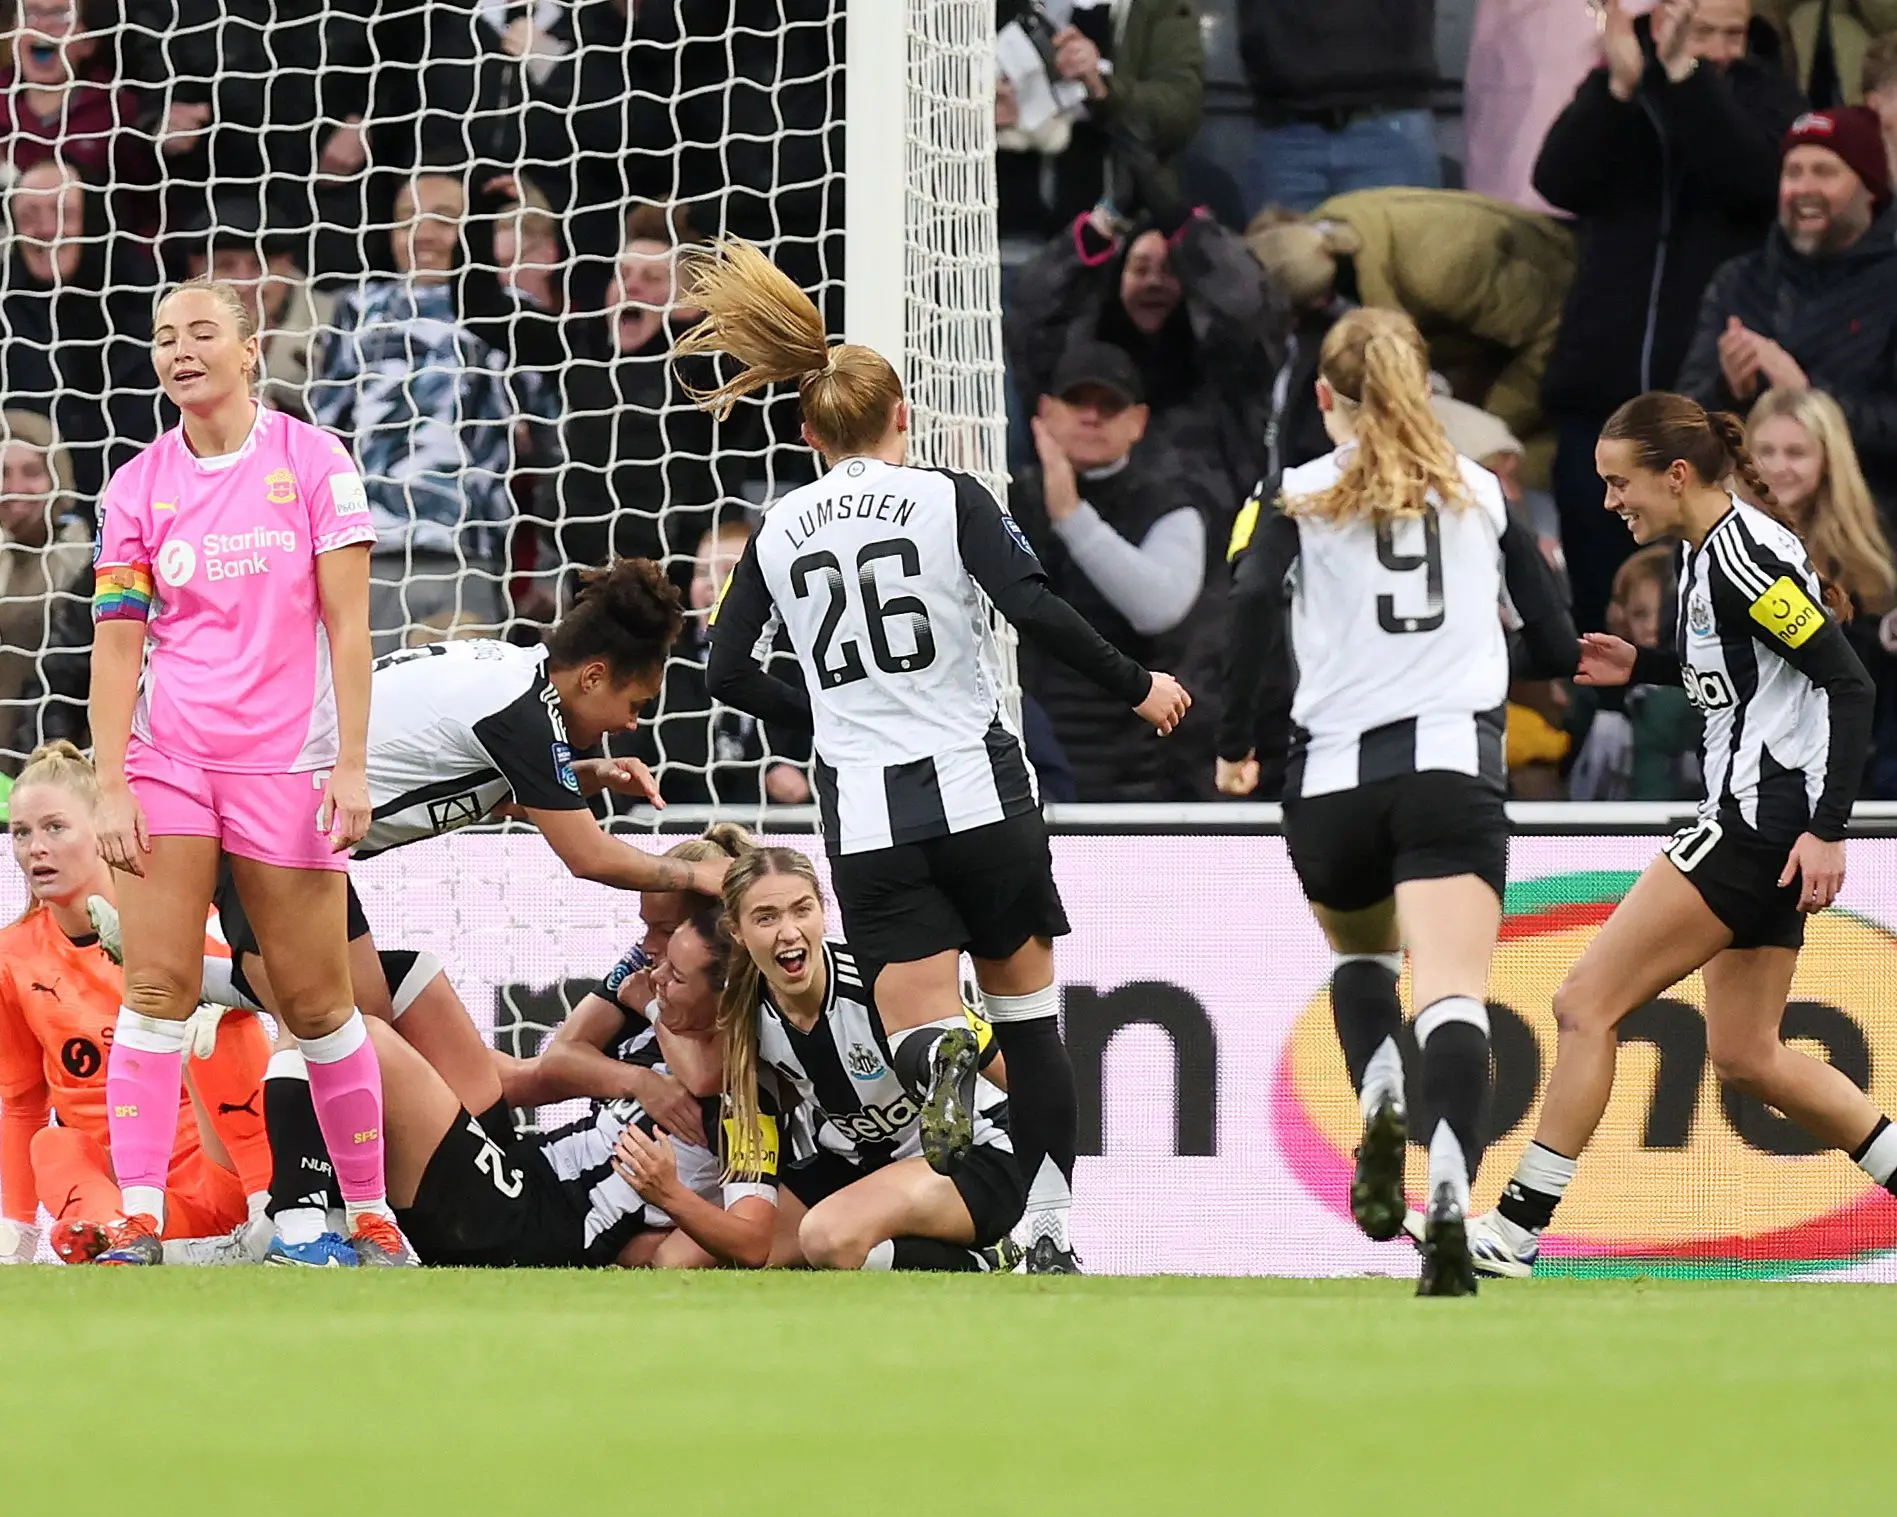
top-left (675, 237), bottom-right (904, 459)
top-left (1286, 307), bottom-right (1469, 525)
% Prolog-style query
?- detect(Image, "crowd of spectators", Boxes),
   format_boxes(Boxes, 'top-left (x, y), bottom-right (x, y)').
top-left (8, 0), bottom-right (1897, 812)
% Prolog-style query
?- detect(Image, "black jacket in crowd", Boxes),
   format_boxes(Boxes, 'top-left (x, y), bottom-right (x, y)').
top-left (1533, 16), bottom-right (1803, 419)
top-left (0, 193), bottom-right (160, 506)
top-left (541, 318), bottom-right (762, 574)
top-left (1007, 210), bottom-right (1285, 494)
top-left (1677, 209), bottom-right (1897, 506)
top-left (1009, 455), bottom-right (1212, 802)
top-left (625, 622), bottom-right (810, 807)
top-left (1235, 0), bottom-right (1438, 121)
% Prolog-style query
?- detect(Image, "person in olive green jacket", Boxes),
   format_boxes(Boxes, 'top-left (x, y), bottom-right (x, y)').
top-left (1246, 186), bottom-right (1575, 486)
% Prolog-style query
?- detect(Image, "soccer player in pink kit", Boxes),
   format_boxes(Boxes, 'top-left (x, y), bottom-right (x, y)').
top-left (87, 278), bottom-right (409, 1266)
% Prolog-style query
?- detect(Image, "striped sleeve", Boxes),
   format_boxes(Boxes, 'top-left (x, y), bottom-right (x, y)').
top-left (1706, 518), bottom-right (1874, 840)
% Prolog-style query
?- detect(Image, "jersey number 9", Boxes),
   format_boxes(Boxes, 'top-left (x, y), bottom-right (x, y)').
top-left (792, 539), bottom-right (939, 690)
top-left (1375, 506), bottom-right (1445, 635)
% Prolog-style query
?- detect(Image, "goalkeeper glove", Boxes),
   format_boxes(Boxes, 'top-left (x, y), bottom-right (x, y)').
top-left (87, 894), bottom-right (123, 965)
top-left (182, 1004), bottom-right (253, 1062)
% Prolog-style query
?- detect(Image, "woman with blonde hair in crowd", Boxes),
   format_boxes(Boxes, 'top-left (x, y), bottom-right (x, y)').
top-left (1217, 305), bottom-right (1576, 1294)
top-left (1747, 387), bottom-right (1897, 795)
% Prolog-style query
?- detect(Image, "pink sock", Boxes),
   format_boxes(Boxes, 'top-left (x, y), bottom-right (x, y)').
top-left (106, 1008), bottom-right (187, 1227)
top-left (297, 1012), bottom-right (390, 1220)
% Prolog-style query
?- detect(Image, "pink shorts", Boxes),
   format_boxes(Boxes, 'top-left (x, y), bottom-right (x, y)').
top-left (125, 740), bottom-right (350, 872)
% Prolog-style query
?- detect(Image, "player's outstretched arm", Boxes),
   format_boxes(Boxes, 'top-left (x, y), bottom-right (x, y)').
top-left (314, 543), bottom-right (374, 851)
top-left (949, 470), bottom-right (1164, 713)
top-left (525, 806), bottom-right (729, 897)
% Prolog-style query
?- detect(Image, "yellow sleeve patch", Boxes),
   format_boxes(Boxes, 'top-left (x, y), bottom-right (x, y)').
top-left (1227, 496), bottom-right (1261, 562)
top-left (708, 569), bottom-right (733, 627)
top-left (1748, 576), bottom-right (1824, 650)
top-left (724, 1112), bottom-right (780, 1177)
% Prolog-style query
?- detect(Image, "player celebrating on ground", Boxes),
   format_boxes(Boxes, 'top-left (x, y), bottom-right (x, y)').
top-left (503, 825), bottom-right (754, 1115)
top-left (1469, 393), bottom-right (1897, 1277)
top-left (685, 240), bottom-right (1189, 1272)
top-left (0, 742), bottom-right (273, 1265)
top-left (710, 846), bottom-right (1022, 1272)
top-left (1215, 308), bottom-right (1577, 1295)
top-left (87, 277), bottom-right (403, 1265)
top-left (367, 898), bottom-right (775, 1268)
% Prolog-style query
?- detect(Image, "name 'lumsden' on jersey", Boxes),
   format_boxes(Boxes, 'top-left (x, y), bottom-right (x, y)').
top-left (708, 458), bottom-right (1152, 855)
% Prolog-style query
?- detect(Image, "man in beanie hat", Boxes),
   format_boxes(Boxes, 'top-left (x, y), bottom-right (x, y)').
top-left (1679, 103), bottom-right (1897, 504)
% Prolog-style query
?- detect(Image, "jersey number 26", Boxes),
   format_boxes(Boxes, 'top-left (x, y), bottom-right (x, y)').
top-left (792, 539), bottom-right (939, 690)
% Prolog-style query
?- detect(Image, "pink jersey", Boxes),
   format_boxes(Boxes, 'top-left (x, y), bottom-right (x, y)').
top-left (93, 406), bottom-right (378, 773)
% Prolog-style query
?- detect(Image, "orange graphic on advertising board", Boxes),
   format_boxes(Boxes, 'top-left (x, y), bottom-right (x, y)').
top-left (1271, 871), bottom-right (1897, 1277)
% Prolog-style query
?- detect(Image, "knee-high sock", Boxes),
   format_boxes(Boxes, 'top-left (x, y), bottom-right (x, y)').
top-left (862, 1237), bottom-right (985, 1271)
top-left (1331, 952), bottom-right (1405, 1113)
top-left (986, 985), bottom-right (1076, 1252)
top-left (30, 1125), bottom-right (123, 1226)
top-left (264, 1050), bottom-right (342, 1243)
top-left (294, 1013), bottom-right (391, 1223)
top-left (106, 1008), bottom-right (187, 1226)
top-left (189, 1013), bottom-right (275, 1202)
top-left (1415, 996), bottom-right (1492, 1212)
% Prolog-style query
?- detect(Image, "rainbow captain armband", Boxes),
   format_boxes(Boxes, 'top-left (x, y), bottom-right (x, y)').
top-left (93, 564), bottom-right (154, 623)
top-left (1748, 577), bottom-right (1824, 650)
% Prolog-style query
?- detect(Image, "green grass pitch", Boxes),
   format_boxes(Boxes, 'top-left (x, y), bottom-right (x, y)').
top-left (0, 1271), bottom-right (1885, 1514)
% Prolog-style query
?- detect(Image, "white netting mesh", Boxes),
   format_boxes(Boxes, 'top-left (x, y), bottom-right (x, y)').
top-left (0, 0), bottom-right (1009, 807)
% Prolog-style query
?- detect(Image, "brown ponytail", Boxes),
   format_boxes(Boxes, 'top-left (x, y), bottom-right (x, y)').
top-left (1284, 306), bottom-right (1469, 524)
top-left (675, 237), bottom-right (904, 459)
top-left (713, 846), bottom-right (825, 1179)
top-left (1604, 390), bottom-right (1853, 619)
top-left (1705, 410), bottom-right (1777, 512)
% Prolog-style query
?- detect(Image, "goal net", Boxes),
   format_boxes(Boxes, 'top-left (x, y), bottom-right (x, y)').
top-left (0, 0), bottom-right (1012, 816)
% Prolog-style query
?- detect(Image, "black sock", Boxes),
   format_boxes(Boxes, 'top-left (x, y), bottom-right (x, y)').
top-left (1418, 1016), bottom-right (1492, 1184)
top-left (888, 1021), bottom-right (957, 1101)
top-left (889, 1237), bottom-right (984, 1272)
top-left (1331, 956), bottom-right (1403, 1094)
top-left (991, 1016), bottom-right (1077, 1187)
top-left (264, 1070), bottom-right (342, 1218)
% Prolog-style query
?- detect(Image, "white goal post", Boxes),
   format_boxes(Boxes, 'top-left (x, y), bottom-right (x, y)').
top-left (845, 0), bottom-right (1021, 724)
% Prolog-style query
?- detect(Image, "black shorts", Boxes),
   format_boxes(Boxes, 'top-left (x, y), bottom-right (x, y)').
top-left (397, 1108), bottom-right (589, 1268)
top-left (214, 861), bottom-right (370, 958)
top-left (781, 1145), bottom-right (1027, 1249)
top-left (829, 810), bottom-right (1069, 966)
top-left (1662, 817), bottom-right (1805, 951)
top-left (1282, 770), bottom-right (1508, 914)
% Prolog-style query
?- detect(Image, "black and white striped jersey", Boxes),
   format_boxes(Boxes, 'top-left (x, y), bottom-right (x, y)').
top-left (708, 460), bottom-right (1034, 854)
top-left (535, 1008), bottom-right (779, 1267)
top-left (754, 940), bottom-right (1011, 1169)
top-left (357, 639), bottom-right (590, 858)
top-left (1218, 448), bottom-right (1576, 797)
top-left (1646, 499), bottom-right (1873, 843)
top-left (707, 458), bottom-right (1150, 856)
